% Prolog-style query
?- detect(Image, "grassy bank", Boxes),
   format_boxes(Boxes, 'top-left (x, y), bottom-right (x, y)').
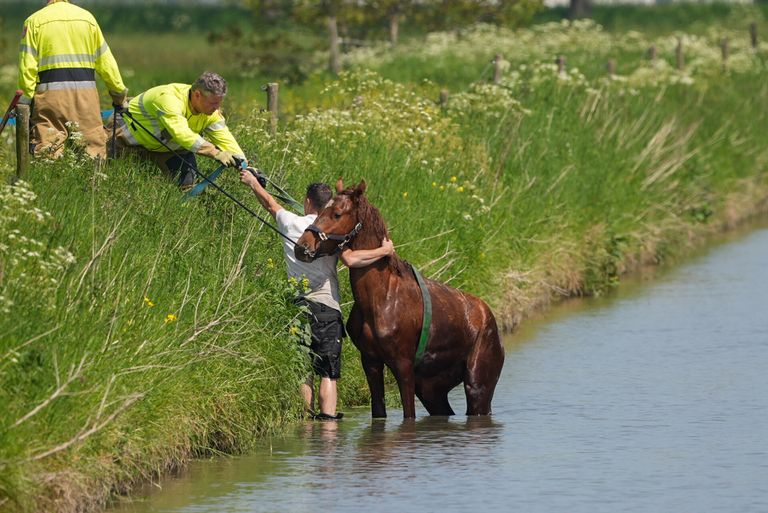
top-left (2, 9), bottom-right (768, 513)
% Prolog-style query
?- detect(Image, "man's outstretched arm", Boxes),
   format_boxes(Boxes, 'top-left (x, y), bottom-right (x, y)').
top-left (240, 168), bottom-right (282, 219)
top-left (340, 238), bottom-right (395, 268)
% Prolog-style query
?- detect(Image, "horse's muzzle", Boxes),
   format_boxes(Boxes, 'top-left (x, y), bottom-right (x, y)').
top-left (294, 243), bottom-right (315, 262)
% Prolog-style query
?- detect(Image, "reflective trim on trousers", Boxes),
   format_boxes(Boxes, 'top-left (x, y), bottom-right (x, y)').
top-left (116, 114), bottom-right (141, 146)
top-left (35, 80), bottom-right (97, 93)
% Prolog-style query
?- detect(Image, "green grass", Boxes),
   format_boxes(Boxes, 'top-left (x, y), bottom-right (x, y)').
top-left (2, 5), bottom-right (768, 512)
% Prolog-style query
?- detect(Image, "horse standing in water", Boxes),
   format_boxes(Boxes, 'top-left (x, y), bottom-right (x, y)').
top-left (295, 180), bottom-right (504, 418)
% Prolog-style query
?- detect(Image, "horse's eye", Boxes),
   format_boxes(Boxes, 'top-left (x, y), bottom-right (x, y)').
top-left (334, 213), bottom-right (342, 219)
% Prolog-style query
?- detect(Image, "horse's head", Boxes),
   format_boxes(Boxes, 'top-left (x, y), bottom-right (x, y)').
top-left (295, 179), bottom-right (366, 262)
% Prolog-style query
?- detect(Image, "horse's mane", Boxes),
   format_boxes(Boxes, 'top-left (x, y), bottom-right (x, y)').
top-left (340, 188), bottom-right (410, 276)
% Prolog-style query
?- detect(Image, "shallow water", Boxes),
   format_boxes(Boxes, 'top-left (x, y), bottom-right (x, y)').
top-left (113, 225), bottom-right (768, 513)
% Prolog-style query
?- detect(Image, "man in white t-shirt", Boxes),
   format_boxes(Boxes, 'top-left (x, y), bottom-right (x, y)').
top-left (241, 169), bottom-right (394, 420)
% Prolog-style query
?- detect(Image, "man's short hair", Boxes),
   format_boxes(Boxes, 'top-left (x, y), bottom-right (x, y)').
top-left (191, 72), bottom-right (227, 96)
top-left (306, 183), bottom-right (332, 212)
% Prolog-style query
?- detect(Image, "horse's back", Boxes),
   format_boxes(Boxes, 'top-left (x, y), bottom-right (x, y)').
top-left (426, 278), bottom-right (500, 344)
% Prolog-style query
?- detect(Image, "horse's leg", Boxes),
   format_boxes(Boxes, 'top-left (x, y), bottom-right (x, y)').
top-left (362, 353), bottom-right (387, 418)
top-left (348, 305), bottom-right (387, 418)
top-left (416, 377), bottom-right (455, 416)
top-left (390, 359), bottom-right (417, 418)
top-left (464, 315), bottom-right (504, 416)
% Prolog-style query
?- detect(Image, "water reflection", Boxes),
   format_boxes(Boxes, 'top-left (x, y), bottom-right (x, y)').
top-left (355, 415), bottom-right (503, 467)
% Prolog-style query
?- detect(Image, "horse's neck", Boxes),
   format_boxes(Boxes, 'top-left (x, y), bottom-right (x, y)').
top-left (350, 226), bottom-right (384, 253)
top-left (348, 227), bottom-right (396, 305)
top-left (346, 199), bottom-right (412, 306)
top-left (349, 264), bottom-right (393, 311)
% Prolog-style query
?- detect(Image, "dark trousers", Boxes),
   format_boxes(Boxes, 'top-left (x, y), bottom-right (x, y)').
top-left (164, 152), bottom-right (198, 187)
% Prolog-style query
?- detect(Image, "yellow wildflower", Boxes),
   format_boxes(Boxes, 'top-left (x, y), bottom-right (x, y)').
top-left (439, 185), bottom-right (445, 191)
top-left (450, 176), bottom-right (457, 183)
top-left (402, 191), bottom-right (408, 199)
top-left (301, 277), bottom-right (310, 289)
top-left (165, 314), bottom-right (177, 324)
top-left (432, 182), bottom-right (437, 187)
top-left (267, 258), bottom-right (275, 269)
top-left (289, 325), bottom-right (300, 335)
top-left (143, 296), bottom-right (155, 307)
top-left (457, 186), bottom-right (464, 193)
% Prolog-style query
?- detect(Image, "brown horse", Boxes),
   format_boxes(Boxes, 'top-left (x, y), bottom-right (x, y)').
top-left (295, 179), bottom-right (504, 418)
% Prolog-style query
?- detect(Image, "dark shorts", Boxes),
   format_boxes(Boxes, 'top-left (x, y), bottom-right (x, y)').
top-left (298, 300), bottom-right (344, 379)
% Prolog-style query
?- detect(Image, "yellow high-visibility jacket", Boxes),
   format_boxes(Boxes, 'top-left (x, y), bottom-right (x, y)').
top-left (123, 83), bottom-right (245, 158)
top-left (18, 0), bottom-right (126, 102)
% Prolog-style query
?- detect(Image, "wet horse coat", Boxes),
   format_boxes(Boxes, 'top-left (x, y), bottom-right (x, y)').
top-left (295, 180), bottom-right (504, 418)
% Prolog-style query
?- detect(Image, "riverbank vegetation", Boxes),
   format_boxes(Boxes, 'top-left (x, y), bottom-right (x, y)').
top-left (1, 3), bottom-right (768, 512)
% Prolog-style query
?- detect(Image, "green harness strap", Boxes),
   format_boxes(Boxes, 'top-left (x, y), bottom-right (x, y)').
top-left (412, 266), bottom-right (432, 367)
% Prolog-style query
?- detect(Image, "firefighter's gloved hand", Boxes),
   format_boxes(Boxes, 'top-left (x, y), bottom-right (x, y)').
top-left (214, 150), bottom-right (237, 167)
top-left (110, 91), bottom-right (127, 111)
top-left (233, 156), bottom-right (248, 169)
top-left (112, 100), bottom-right (128, 114)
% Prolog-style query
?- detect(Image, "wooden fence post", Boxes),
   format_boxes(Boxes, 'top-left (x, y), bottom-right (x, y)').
top-left (15, 104), bottom-right (30, 180)
top-left (750, 22), bottom-right (758, 49)
top-left (675, 38), bottom-right (684, 71)
top-left (556, 55), bottom-right (566, 76)
top-left (648, 45), bottom-right (657, 67)
top-left (328, 16), bottom-right (340, 75)
top-left (493, 54), bottom-right (503, 84)
top-left (439, 89), bottom-right (449, 110)
top-left (720, 37), bottom-right (729, 71)
top-left (606, 59), bottom-right (616, 76)
top-left (264, 83), bottom-right (278, 136)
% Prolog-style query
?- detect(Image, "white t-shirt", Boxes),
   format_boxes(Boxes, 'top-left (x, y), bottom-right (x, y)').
top-left (276, 209), bottom-right (341, 312)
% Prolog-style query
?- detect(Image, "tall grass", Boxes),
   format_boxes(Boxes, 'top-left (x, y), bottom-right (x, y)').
top-left (0, 153), bottom-right (319, 511)
top-left (1, 9), bottom-right (768, 513)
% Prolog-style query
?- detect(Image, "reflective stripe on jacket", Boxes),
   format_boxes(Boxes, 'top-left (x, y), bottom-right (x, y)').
top-left (18, 0), bottom-right (126, 101)
top-left (124, 83), bottom-right (245, 158)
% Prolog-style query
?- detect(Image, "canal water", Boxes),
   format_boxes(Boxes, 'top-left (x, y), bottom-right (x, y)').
top-left (113, 226), bottom-right (768, 513)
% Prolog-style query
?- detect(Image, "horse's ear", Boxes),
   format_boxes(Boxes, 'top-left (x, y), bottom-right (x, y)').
top-left (354, 179), bottom-right (367, 197)
top-left (335, 178), bottom-right (344, 194)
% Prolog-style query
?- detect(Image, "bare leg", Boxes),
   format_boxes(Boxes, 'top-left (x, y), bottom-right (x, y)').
top-left (301, 375), bottom-right (315, 413)
top-left (318, 377), bottom-right (338, 416)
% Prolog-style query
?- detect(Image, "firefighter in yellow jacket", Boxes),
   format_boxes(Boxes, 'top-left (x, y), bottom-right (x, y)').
top-left (111, 72), bottom-right (246, 190)
top-left (18, 0), bottom-right (127, 159)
